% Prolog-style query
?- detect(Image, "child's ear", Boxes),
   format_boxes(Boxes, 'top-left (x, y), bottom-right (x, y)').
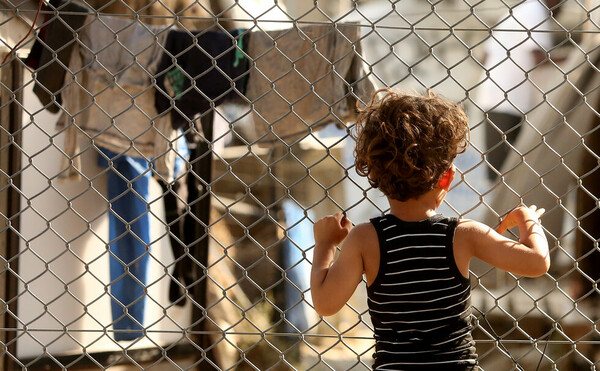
top-left (438, 165), bottom-right (456, 191)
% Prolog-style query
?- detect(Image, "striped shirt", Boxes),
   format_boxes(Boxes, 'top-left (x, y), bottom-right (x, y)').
top-left (368, 214), bottom-right (478, 370)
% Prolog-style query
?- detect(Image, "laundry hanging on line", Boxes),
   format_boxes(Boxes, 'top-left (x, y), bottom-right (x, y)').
top-left (25, 0), bottom-right (89, 113)
top-left (154, 28), bottom-right (251, 130)
top-left (28, 12), bottom-right (377, 164)
top-left (97, 147), bottom-right (153, 341)
top-left (152, 24), bottom-right (377, 145)
top-left (244, 24), bottom-right (377, 146)
top-left (28, 12), bottom-right (183, 182)
top-left (24, 5), bottom-right (379, 340)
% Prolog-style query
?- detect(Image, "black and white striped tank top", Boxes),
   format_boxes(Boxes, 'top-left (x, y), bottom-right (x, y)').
top-left (368, 214), bottom-right (477, 370)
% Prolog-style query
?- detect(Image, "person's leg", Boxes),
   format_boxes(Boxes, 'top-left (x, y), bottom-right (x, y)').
top-left (99, 148), bottom-right (151, 341)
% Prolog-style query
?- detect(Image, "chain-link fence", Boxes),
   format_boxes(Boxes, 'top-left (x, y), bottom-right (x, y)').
top-left (1, 0), bottom-right (600, 369)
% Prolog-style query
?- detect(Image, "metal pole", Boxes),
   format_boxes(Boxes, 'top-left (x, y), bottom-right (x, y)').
top-left (0, 57), bottom-right (23, 371)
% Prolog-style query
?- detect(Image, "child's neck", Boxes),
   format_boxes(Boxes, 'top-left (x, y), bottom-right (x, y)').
top-left (388, 189), bottom-right (446, 222)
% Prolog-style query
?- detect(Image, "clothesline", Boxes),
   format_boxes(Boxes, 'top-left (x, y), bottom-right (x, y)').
top-left (1, 8), bottom-right (586, 34)
top-left (0, 0), bottom-right (580, 17)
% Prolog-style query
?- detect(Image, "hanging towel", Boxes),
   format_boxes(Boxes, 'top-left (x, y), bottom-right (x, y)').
top-left (244, 24), bottom-right (377, 146)
top-left (154, 29), bottom-right (250, 130)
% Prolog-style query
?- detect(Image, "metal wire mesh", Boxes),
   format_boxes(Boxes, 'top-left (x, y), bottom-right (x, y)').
top-left (1, 0), bottom-right (600, 370)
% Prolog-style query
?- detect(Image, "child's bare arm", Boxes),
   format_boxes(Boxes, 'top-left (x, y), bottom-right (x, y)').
top-left (455, 205), bottom-right (550, 277)
top-left (310, 212), bottom-right (366, 316)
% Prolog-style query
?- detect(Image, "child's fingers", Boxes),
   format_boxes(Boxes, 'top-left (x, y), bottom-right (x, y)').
top-left (536, 208), bottom-right (545, 218)
top-left (332, 212), bottom-right (352, 231)
top-left (496, 216), bottom-right (510, 234)
top-left (496, 205), bottom-right (545, 235)
top-left (496, 209), bottom-right (517, 234)
top-left (341, 216), bottom-right (353, 231)
top-left (527, 205), bottom-right (545, 220)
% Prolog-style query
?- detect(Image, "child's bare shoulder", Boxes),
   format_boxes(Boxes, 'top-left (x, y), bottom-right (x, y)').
top-left (345, 222), bottom-right (379, 283)
top-left (452, 219), bottom-right (499, 276)
top-left (454, 219), bottom-right (496, 248)
top-left (346, 222), bottom-right (378, 247)
top-left (456, 218), bottom-right (494, 234)
top-left (350, 223), bottom-right (377, 241)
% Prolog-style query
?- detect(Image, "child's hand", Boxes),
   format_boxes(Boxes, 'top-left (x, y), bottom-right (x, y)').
top-left (496, 205), bottom-right (545, 235)
top-left (313, 212), bottom-right (353, 246)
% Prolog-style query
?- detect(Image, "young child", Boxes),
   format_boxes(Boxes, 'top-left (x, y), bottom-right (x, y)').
top-left (310, 89), bottom-right (549, 370)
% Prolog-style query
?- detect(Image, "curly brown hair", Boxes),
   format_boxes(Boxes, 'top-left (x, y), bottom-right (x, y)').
top-left (354, 88), bottom-right (469, 202)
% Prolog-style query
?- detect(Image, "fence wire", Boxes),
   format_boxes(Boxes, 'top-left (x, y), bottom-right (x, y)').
top-left (1, 0), bottom-right (600, 370)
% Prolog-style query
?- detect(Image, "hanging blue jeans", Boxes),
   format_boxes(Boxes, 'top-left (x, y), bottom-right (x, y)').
top-left (98, 147), bottom-right (151, 341)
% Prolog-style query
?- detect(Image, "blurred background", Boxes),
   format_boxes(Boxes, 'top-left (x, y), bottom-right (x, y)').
top-left (1, 0), bottom-right (600, 369)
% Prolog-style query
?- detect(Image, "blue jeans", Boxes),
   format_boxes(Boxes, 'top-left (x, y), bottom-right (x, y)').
top-left (282, 200), bottom-right (314, 332)
top-left (98, 147), bottom-right (151, 341)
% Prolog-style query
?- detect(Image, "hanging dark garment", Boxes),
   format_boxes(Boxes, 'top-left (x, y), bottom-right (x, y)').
top-left (159, 170), bottom-right (195, 306)
top-left (154, 29), bottom-right (250, 130)
top-left (160, 122), bottom-right (213, 306)
top-left (25, 0), bottom-right (89, 112)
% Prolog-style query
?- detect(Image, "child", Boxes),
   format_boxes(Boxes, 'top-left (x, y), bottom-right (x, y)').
top-left (310, 89), bottom-right (549, 370)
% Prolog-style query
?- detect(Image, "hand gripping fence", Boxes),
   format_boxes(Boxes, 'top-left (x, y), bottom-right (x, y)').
top-left (1, 0), bottom-right (600, 370)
